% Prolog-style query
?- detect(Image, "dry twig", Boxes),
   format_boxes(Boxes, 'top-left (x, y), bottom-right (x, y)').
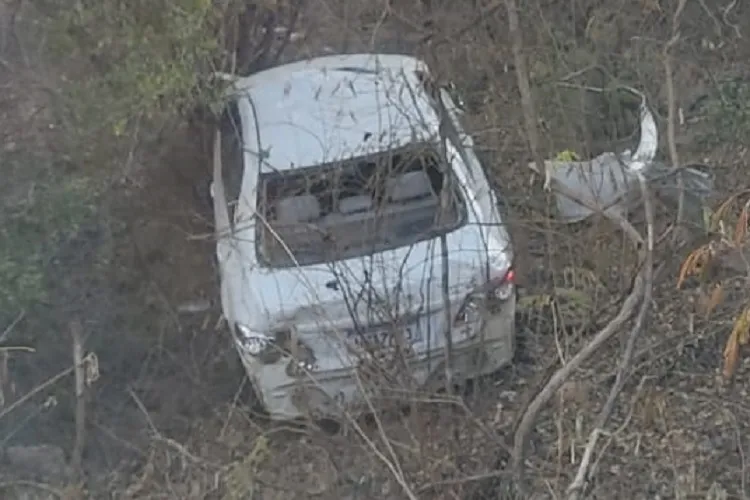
top-left (504, 0), bottom-right (548, 190)
top-left (663, 0), bottom-right (687, 244)
top-left (509, 165), bottom-right (652, 492)
top-left (0, 480), bottom-right (64, 498)
top-left (566, 174), bottom-right (655, 499)
top-left (510, 215), bottom-right (646, 489)
top-left (0, 366), bottom-right (74, 421)
top-left (501, 0), bottom-right (650, 490)
top-left (0, 310), bottom-right (25, 343)
top-left (70, 320), bottom-right (87, 479)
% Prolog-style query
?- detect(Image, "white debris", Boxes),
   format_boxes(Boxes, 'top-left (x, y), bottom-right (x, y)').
top-left (529, 90), bottom-right (713, 225)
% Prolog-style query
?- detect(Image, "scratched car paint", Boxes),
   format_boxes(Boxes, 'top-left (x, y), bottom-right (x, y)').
top-left (210, 53), bottom-right (516, 420)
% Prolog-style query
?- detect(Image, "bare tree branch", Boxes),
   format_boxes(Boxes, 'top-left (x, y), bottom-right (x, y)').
top-left (0, 310), bottom-right (25, 344)
top-left (663, 0), bottom-right (687, 243)
top-left (566, 173), bottom-right (655, 499)
top-left (510, 219), bottom-right (646, 490)
top-left (508, 163), bottom-right (652, 490)
top-left (0, 367), bottom-right (74, 422)
top-left (269, 0), bottom-right (304, 68)
top-left (70, 320), bottom-right (87, 479)
top-left (504, 0), bottom-right (548, 189)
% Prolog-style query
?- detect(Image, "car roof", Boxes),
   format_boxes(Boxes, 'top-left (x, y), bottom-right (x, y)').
top-left (228, 53), bottom-right (442, 173)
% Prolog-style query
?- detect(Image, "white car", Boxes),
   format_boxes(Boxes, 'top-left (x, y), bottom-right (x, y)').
top-left (210, 53), bottom-right (516, 421)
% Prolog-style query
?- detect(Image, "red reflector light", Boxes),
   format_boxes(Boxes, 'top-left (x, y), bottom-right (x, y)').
top-left (488, 268), bottom-right (514, 287)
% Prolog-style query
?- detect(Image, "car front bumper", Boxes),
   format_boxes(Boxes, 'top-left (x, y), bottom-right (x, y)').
top-left (237, 295), bottom-right (516, 421)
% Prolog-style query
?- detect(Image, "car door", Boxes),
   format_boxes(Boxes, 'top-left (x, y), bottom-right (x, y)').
top-left (212, 134), bottom-right (232, 261)
top-left (212, 102), bottom-right (245, 321)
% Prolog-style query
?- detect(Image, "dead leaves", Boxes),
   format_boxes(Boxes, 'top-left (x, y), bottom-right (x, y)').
top-left (733, 200), bottom-right (750, 246)
top-left (677, 243), bottom-right (715, 288)
top-left (724, 305), bottom-right (750, 379)
top-left (698, 282), bottom-right (725, 319)
top-left (678, 192), bottom-right (750, 380)
top-left (675, 194), bottom-right (750, 289)
top-left (708, 189), bottom-right (750, 238)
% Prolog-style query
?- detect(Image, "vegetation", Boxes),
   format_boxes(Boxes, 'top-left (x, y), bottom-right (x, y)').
top-left (680, 190), bottom-right (750, 379)
top-left (1, 0), bottom-right (749, 498)
top-left (38, 0), bottom-right (226, 157)
top-left (0, 172), bottom-right (95, 315)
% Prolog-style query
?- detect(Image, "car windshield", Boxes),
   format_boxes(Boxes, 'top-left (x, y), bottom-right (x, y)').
top-left (256, 143), bottom-right (466, 268)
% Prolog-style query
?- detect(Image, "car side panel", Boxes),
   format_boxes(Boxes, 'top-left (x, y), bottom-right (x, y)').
top-left (440, 89), bottom-right (513, 258)
top-left (212, 129), bottom-right (236, 323)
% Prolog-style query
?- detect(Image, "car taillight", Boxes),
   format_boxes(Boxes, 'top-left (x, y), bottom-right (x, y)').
top-left (454, 268), bottom-right (515, 325)
top-left (234, 324), bottom-right (317, 374)
top-left (487, 268), bottom-right (515, 301)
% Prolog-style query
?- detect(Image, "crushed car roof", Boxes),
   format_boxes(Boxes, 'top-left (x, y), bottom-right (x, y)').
top-left (229, 54), bottom-right (442, 172)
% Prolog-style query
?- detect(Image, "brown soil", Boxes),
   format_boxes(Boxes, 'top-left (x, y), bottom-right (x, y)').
top-left (2, 1), bottom-right (750, 499)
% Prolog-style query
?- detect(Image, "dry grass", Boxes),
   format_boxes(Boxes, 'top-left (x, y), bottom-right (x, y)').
top-left (2, 0), bottom-right (750, 499)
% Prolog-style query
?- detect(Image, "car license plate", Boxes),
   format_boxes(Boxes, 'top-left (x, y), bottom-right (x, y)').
top-left (350, 327), bottom-right (421, 349)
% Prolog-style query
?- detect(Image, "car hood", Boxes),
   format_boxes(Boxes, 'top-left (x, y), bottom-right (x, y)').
top-left (230, 222), bottom-right (510, 332)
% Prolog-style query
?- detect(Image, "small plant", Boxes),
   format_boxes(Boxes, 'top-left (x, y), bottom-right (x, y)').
top-left (32, 0), bottom-right (235, 163)
top-left (0, 170), bottom-right (98, 322)
top-left (699, 78), bottom-right (750, 145)
top-left (554, 149), bottom-right (580, 162)
top-left (518, 265), bottom-right (606, 330)
top-left (222, 435), bottom-right (270, 500)
top-left (678, 190), bottom-right (750, 379)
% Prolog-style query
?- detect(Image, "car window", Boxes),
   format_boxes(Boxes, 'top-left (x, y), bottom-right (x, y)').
top-left (255, 144), bottom-right (467, 268)
top-left (219, 102), bottom-right (244, 223)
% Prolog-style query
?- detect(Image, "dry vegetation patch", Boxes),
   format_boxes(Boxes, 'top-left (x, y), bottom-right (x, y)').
top-left (1, 0), bottom-right (750, 499)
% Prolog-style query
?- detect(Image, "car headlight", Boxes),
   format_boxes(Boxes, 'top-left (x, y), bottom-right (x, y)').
top-left (455, 294), bottom-right (483, 325)
top-left (285, 339), bottom-right (317, 378)
top-left (235, 325), bottom-right (270, 354)
top-left (234, 324), bottom-right (291, 364)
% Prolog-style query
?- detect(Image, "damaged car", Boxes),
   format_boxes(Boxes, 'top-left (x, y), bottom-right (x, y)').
top-left (209, 53), bottom-right (516, 420)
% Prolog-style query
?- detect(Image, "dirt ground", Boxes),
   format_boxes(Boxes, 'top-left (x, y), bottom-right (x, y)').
top-left (2, 1), bottom-right (750, 499)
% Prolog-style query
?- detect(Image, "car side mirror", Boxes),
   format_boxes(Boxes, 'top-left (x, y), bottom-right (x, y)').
top-left (209, 181), bottom-right (216, 199)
